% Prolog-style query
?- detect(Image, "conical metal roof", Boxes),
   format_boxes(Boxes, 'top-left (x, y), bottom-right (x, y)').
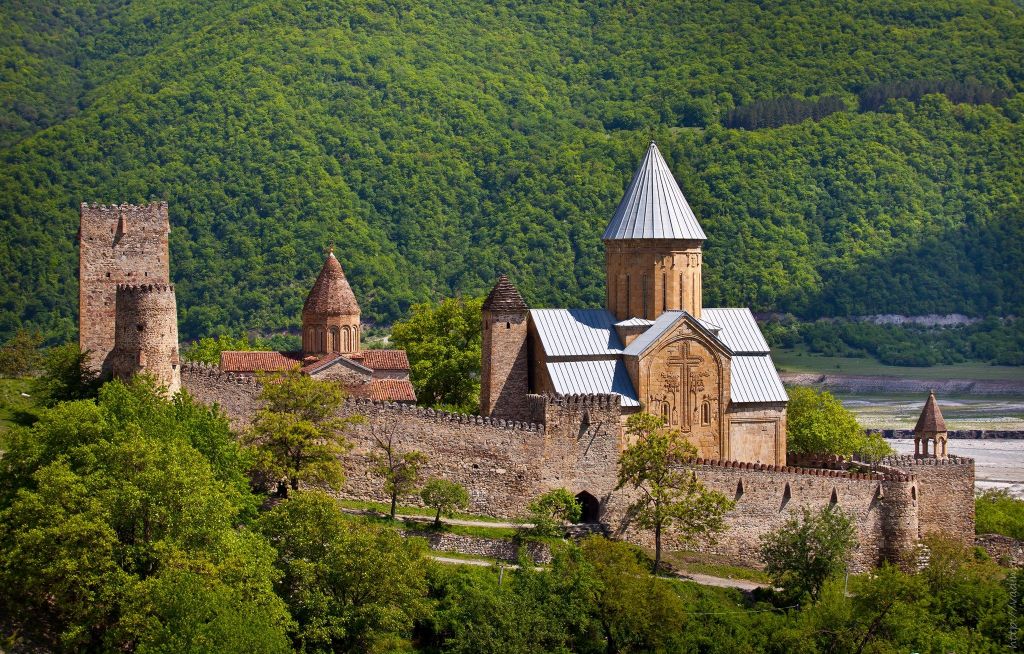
top-left (914, 391), bottom-right (947, 434)
top-left (603, 142), bottom-right (706, 241)
top-left (303, 251), bottom-right (360, 316)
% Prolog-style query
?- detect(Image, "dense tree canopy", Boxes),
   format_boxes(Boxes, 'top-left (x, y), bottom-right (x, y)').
top-left (0, 1), bottom-right (1022, 346)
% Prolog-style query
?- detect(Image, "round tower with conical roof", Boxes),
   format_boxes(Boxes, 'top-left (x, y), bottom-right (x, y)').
top-left (302, 249), bottom-right (361, 356)
top-left (604, 142), bottom-right (706, 321)
top-left (480, 275), bottom-right (529, 419)
top-left (914, 391), bottom-right (949, 459)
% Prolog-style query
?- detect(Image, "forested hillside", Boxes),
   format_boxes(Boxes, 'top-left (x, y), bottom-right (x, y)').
top-left (1, 0), bottom-right (1022, 342)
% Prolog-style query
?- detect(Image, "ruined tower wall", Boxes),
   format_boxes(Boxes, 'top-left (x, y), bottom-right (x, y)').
top-left (605, 460), bottom-right (920, 571)
top-left (109, 284), bottom-right (181, 394)
top-left (79, 202), bottom-right (171, 373)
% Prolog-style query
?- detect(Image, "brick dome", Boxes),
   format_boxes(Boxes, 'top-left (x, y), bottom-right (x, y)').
top-left (303, 251), bottom-right (360, 317)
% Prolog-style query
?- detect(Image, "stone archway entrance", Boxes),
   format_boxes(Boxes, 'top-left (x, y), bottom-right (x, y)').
top-left (575, 491), bottom-right (600, 523)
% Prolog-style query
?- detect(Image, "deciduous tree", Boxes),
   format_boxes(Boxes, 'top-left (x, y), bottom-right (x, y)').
top-left (390, 297), bottom-right (483, 412)
top-left (369, 413), bottom-right (427, 519)
top-left (420, 478), bottom-right (470, 526)
top-left (243, 369), bottom-right (355, 496)
top-left (787, 387), bottom-right (891, 461)
top-left (615, 413), bottom-right (734, 573)
top-left (525, 488), bottom-right (581, 538)
top-left (759, 505), bottom-right (857, 601)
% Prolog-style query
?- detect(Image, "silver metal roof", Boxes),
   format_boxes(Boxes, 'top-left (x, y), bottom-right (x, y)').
top-left (622, 311), bottom-right (688, 356)
top-left (530, 309), bottom-right (623, 358)
top-left (602, 142), bottom-right (706, 241)
top-left (730, 355), bottom-right (788, 403)
top-left (701, 308), bottom-right (770, 354)
top-left (546, 359), bottom-right (640, 407)
top-left (614, 317), bottom-right (655, 327)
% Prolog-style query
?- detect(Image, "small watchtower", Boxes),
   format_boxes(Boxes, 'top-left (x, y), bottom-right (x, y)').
top-left (913, 390), bottom-right (948, 459)
top-left (108, 283), bottom-right (181, 394)
top-left (480, 275), bottom-right (529, 420)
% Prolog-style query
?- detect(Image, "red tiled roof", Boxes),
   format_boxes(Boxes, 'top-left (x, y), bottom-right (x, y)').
top-left (303, 252), bottom-right (360, 317)
top-left (350, 378), bottom-right (417, 402)
top-left (914, 391), bottom-right (947, 434)
top-left (349, 349), bottom-right (410, 370)
top-left (220, 351), bottom-right (302, 373)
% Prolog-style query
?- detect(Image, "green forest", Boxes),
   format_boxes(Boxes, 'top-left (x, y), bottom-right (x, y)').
top-left (1, 0), bottom-right (1022, 344)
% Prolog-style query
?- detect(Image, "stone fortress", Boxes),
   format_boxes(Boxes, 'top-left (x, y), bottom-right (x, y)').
top-left (78, 144), bottom-right (974, 570)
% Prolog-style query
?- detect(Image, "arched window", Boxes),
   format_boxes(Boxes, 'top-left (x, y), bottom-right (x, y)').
top-left (330, 327), bottom-right (341, 352)
top-left (343, 326), bottom-right (351, 352)
top-left (318, 329), bottom-right (326, 353)
top-left (661, 402), bottom-right (670, 424)
top-left (662, 272), bottom-right (667, 312)
top-left (642, 274), bottom-right (649, 318)
top-left (701, 401), bottom-right (711, 425)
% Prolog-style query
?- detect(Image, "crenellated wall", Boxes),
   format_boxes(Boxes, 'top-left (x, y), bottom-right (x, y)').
top-left (179, 370), bottom-right (973, 569)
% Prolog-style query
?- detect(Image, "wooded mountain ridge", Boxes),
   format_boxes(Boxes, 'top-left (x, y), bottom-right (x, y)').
top-left (1, 0), bottom-right (1022, 342)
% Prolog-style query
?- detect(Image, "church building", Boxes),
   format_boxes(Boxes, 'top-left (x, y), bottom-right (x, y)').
top-left (480, 143), bottom-right (788, 465)
top-left (219, 248), bottom-right (416, 403)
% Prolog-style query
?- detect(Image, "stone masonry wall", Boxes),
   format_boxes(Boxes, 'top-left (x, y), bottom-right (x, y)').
top-left (883, 455), bottom-right (975, 546)
top-left (479, 309), bottom-right (530, 420)
top-left (109, 284), bottom-right (181, 394)
top-left (79, 202), bottom-right (170, 374)
top-left (181, 371), bottom-right (939, 569)
top-left (603, 459), bottom-right (917, 571)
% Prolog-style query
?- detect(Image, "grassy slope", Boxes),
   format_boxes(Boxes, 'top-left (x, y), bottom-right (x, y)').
top-left (0, 378), bottom-right (36, 444)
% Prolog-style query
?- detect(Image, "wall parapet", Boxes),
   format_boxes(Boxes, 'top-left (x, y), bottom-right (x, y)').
top-left (344, 396), bottom-right (544, 433)
top-left (874, 454), bottom-right (975, 467)
top-left (691, 457), bottom-right (886, 481)
top-left (116, 283), bottom-right (175, 294)
top-left (181, 361), bottom-right (260, 387)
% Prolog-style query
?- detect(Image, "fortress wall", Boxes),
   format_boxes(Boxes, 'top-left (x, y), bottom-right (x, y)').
top-left (605, 460), bottom-right (910, 571)
top-left (180, 371), bottom-right (929, 567)
top-left (883, 455), bottom-right (975, 545)
top-left (339, 394), bottom-right (621, 518)
top-left (181, 363), bottom-right (261, 423)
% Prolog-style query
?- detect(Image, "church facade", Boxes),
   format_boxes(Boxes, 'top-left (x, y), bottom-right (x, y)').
top-left (480, 143), bottom-right (788, 465)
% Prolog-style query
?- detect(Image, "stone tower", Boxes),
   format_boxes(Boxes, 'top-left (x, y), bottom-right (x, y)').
top-left (480, 275), bottom-right (529, 419)
top-left (914, 391), bottom-right (948, 459)
top-left (603, 142), bottom-right (706, 321)
top-left (302, 249), bottom-right (361, 356)
top-left (78, 202), bottom-right (171, 374)
top-left (108, 283), bottom-right (181, 394)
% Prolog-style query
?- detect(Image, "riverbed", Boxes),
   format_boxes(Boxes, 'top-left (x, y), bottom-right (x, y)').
top-left (888, 438), bottom-right (1024, 497)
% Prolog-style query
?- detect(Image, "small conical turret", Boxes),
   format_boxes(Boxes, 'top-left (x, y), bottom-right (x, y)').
top-left (914, 391), bottom-right (949, 459)
top-left (480, 275), bottom-right (530, 419)
top-left (483, 274), bottom-right (527, 312)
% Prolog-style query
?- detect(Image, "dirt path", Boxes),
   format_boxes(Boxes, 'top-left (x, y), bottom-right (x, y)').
top-left (341, 507), bottom-right (529, 529)
top-left (428, 555), bottom-right (771, 591)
